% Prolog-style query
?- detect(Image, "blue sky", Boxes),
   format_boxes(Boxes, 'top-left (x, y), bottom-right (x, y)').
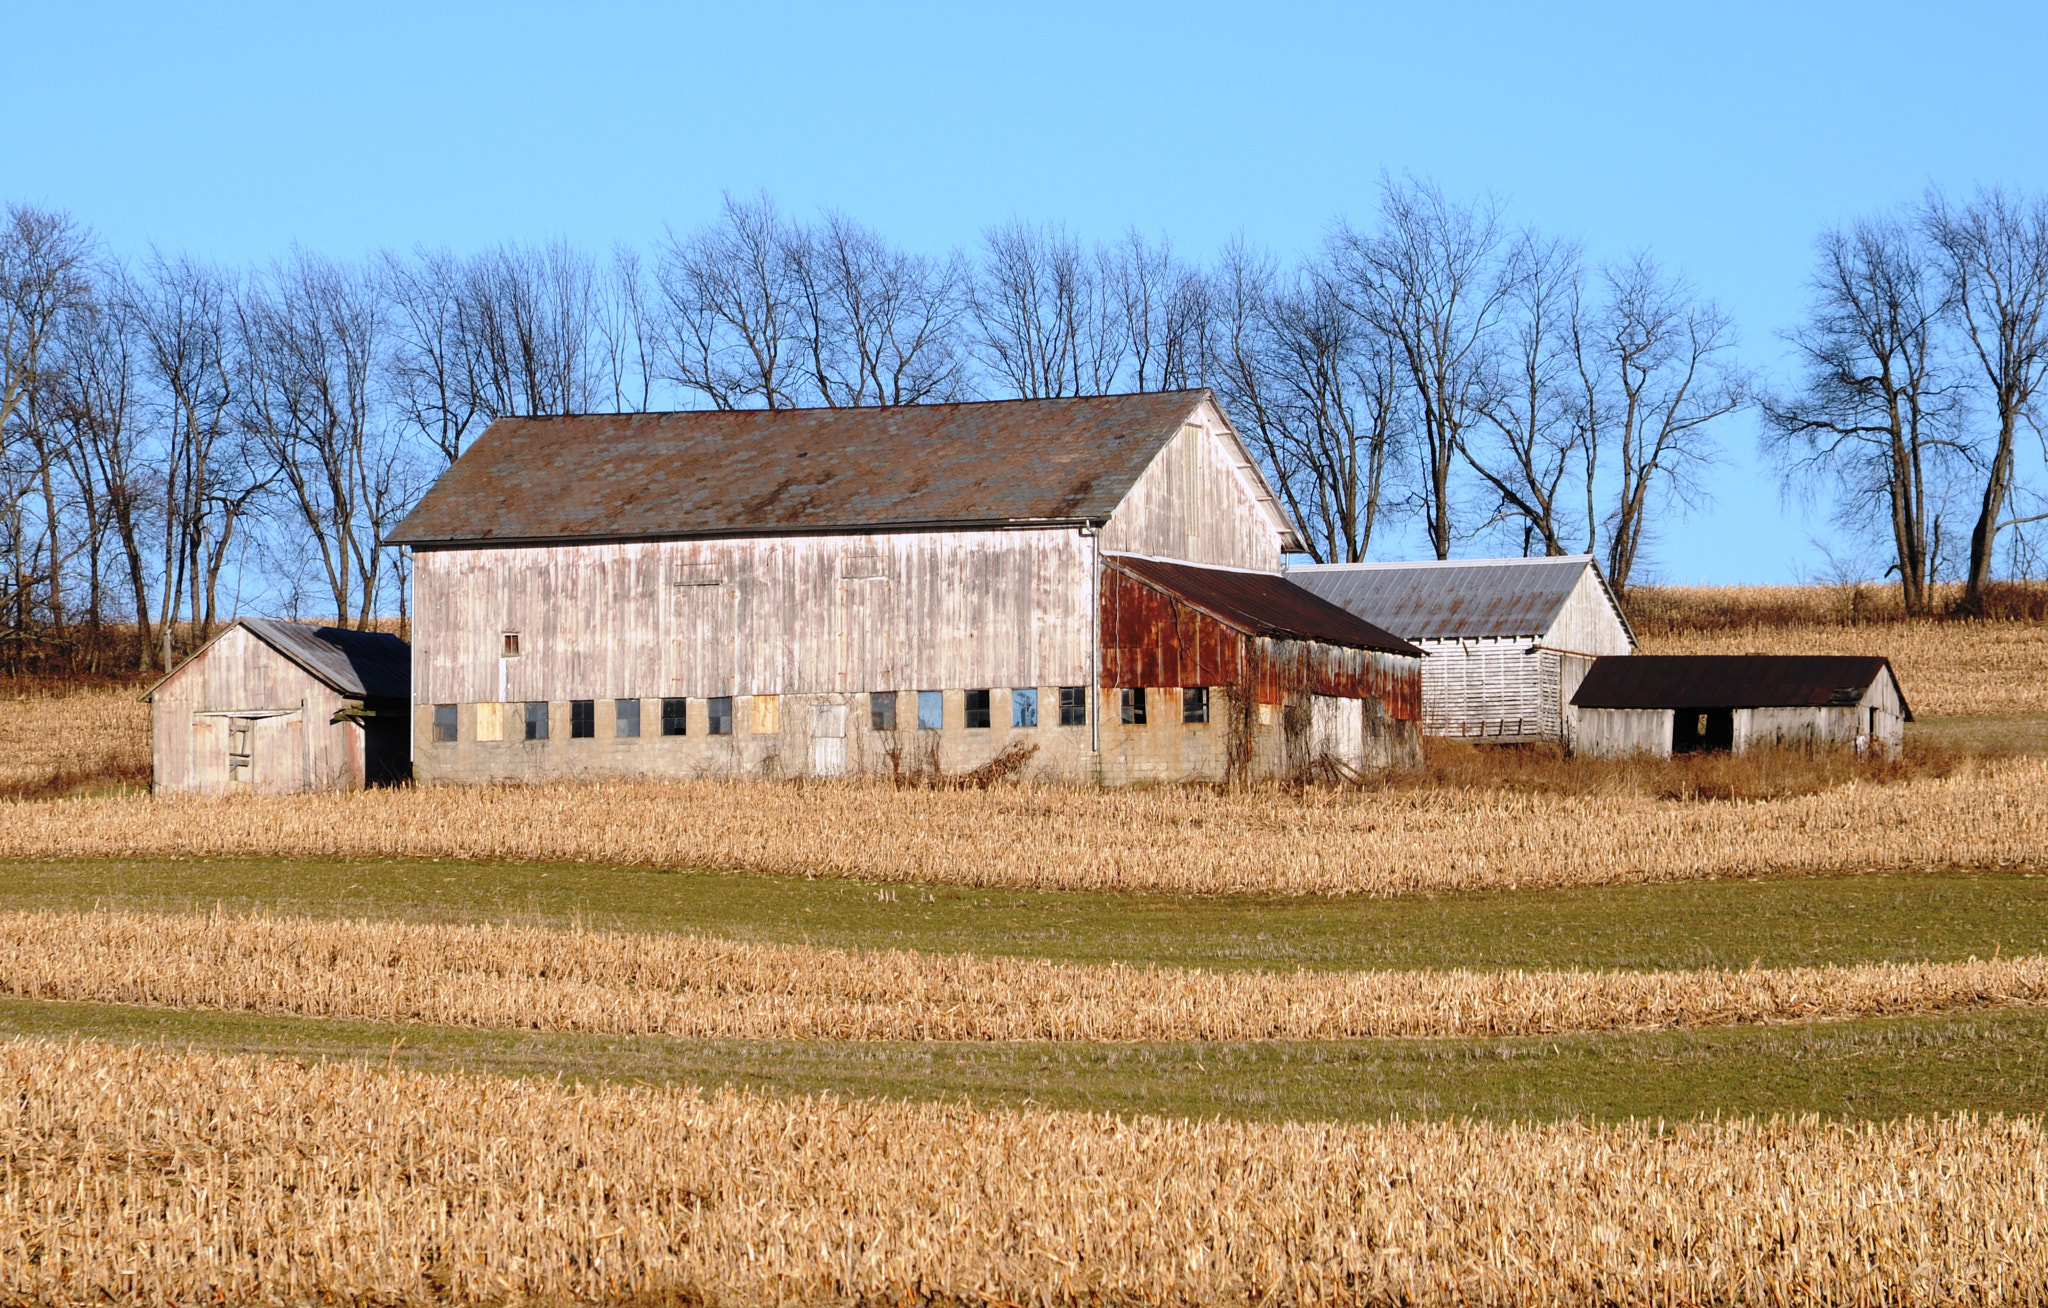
top-left (10, 1), bottom-right (2048, 584)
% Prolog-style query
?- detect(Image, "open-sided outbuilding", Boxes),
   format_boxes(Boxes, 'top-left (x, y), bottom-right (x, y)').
top-left (144, 618), bottom-right (412, 794)
top-left (1569, 654), bottom-right (1911, 758)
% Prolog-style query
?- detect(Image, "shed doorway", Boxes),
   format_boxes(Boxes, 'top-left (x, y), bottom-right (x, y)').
top-left (1671, 708), bottom-right (1734, 754)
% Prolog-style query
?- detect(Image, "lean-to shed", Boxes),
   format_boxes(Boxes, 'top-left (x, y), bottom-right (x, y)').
top-left (1570, 655), bottom-right (1911, 758)
top-left (145, 618), bottom-right (412, 794)
top-left (1286, 555), bottom-right (1635, 744)
top-left (388, 391), bottom-right (1425, 785)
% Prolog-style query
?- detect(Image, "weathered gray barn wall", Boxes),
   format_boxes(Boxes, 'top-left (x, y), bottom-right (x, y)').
top-left (151, 627), bottom-right (359, 795)
top-left (1576, 677), bottom-right (1907, 760)
top-left (1573, 707), bottom-right (1676, 758)
top-left (1098, 403), bottom-right (1290, 570)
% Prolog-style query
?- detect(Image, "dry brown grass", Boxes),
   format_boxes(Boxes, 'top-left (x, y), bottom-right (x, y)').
top-left (1416, 733), bottom-right (1969, 799)
top-left (1626, 579), bottom-right (2048, 633)
top-left (4, 1038), bottom-right (2044, 1306)
top-left (0, 685), bottom-right (149, 799)
top-left (3, 761), bottom-right (2047, 896)
top-left (6, 908), bottom-right (2043, 1042)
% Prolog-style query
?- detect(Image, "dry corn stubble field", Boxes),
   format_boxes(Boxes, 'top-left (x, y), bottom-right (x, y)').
top-left (5, 760), bottom-right (2048, 895)
top-left (8, 908), bottom-right (2047, 1042)
top-left (5, 1038), bottom-right (2045, 1308)
top-left (0, 686), bottom-right (148, 796)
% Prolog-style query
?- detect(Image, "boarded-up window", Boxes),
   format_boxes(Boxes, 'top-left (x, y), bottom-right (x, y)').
top-left (965, 690), bottom-right (991, 729)
top-left (616, 699), bottom-right (641, 738)
top-left (662, 697), bottom-right (688, 736)
top-left (570, 700), bottom-right (595, 738)
top-left (753, 695), bottom-right (780, 734)
top-left (870, 691), bottom-right (897, 731)
top-left (671, 562), bottom-right (724, 587)
top-left (1183, 687), bottom-right (1209, 724)
top-left (1121, 688), bottom-right (1147, 726)
top-left (524, 701), bottom-right (548, 741)
top-left (917, 691), bottom-right (943, 730)
top-left (432, 704), bottom-right (457, 743)
top-left (1012, 688), bottom-right (1038, 728)
top-left (707, 696), bottom-right (733, 735)
top-left (1059, 686), bottom-right (1087, 727)
top-left (476, 703), bottom-right (505, 742)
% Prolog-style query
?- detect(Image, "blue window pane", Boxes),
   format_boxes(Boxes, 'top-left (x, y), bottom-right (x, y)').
top-left (917, 690), bottom-right (943, 730)
top-left (1011, 688), bottom-right (1038, 728)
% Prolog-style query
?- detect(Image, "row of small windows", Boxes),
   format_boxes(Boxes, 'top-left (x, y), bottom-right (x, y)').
top-left (430, 687), bottom-right (1214, 742)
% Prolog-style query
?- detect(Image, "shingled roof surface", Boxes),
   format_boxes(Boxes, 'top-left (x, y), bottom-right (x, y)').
top-left (240, 618), bottom-right (411, 701)
top-left (1110, 556), bottom-right (1423, 657)
top-left (1288, 555), bottom-right (1633, 642)
top-left (1571, 655), bottom-right (1909, 716)
top-left (388, 392), bottom-right (1215, 546)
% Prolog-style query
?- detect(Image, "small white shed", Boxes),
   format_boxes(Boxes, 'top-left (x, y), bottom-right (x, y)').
top-left (1570, 655), bottom-right (1912, 759)
top-left (1287, 555), bottom-right (1635, 744)
top-left (144, 618), bottom-right (412, 794)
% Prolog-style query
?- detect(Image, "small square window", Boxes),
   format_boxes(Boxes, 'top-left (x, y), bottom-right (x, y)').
top-left (662, 697), bottom-right (689, 736)
top-left (965, 689), bottom-right (991, 729)
top-left (502, 632), bottom-right (521, 658)
top-left (1183, 687), bottom-right (1210, 725)
top-left (1011, 688), bottom-right (1038, 728)
top-left (917, 690), bottom-right (943, 731)
top-left (570, 699), bottom-right (595, 738)
top-left (524, 701), bottom-right (548, 740)
top-left (707, 696), bottom-right (733, 735)
top-left (870, 691), bottom-right (897, 732)
top-left (616, 699), bottom-right (641, 738)
top-left (1120, 688), bottom-right (1147, 726)
top-left (432, 704), bottom-right (457, 743)
top-left (1059, 686), bottom-right (1087, 727)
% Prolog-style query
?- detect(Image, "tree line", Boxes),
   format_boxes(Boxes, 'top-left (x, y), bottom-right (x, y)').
top-left (1, 177), bottom-right (2040, 676)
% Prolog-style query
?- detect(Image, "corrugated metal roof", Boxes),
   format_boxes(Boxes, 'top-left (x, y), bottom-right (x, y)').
top-left (1287, 555), bottom-right (1633, 643)
top-left (240, 619), bottom-right (411, 701)
top-left (1109, 556), bottom-right (1423, 657)
top-left (1570, 655), bottom-right (1910, 716)
top-left (388, 392), bottom-right (1237, 547)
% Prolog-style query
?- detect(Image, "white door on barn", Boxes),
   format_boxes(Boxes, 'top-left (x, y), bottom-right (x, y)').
top-left (810, 703), bottom-right (847, 777)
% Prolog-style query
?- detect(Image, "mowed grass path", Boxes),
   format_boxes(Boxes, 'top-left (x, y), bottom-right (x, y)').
top-left (8, 856), bottom-right (2048, 973)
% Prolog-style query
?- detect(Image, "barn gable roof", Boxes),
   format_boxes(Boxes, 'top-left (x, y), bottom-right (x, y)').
top-left (387, 391), bottom-right (1285, 548)
top-left (143, 618), bottom-right (411, 703)
top-left (1287, 555), bottom-right (1635, 644)
top-left (1109, 555), bottom-right (1423, 657)
top-left (1570, 655), bottom-right (1911, 718)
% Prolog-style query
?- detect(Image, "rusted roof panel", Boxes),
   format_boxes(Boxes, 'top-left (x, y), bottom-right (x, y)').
top-left (241, 618), bottom-right (411, 701)
top-left (1110, 556), bottom-right (1422, 657)
top-left (1571, 655), bottom-right (1910, 716)
top-left (1288, 555), bottom-right (1632, 642)
top-left (388, 392), bottom-right (1216, 547)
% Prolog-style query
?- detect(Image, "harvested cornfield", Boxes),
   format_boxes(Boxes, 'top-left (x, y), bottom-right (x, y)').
top-left (3, 1038), bottom-right (2044, 1307)
top-left (2, 760), bottom-right (2047, 896)
top-left (1641, 618), bottom-right (2048, 717)
top-left (4, 908), bottom-right (2044, 1042)
top-left (0, 686), bottom-right (148, 797)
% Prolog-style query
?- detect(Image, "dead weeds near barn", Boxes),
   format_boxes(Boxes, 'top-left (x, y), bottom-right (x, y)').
top-left (1407, 735), bottom-right (1970, 801)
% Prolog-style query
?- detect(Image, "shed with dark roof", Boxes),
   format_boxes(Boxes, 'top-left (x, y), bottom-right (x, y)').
top-left (143, 618), bottom-right (412, 793)
top-left (1569, 654), bottom-right (1909, 758)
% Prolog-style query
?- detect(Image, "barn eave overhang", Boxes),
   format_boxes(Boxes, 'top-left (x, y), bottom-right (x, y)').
top-left (387, 515), bottom-right (1112, 552)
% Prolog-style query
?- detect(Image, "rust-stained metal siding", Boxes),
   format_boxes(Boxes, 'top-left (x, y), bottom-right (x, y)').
top-left (1098, 564), bottom-right (1421, 720)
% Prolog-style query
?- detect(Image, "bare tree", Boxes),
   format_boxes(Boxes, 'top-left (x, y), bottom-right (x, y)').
top-left (1764, 216), bottom-right (1958, 614)
top-left (382, 247), bottom-right (489, 465)
top-left (1922, 187), bottom-right (2048, 609)
top-left (596, 245), bottom-right (661, 414)
top-left (1340, 177), bottom-right (1509, 558)
top-left (970, 221), bottom-right (1123, 398)
top-left (657, 195), bottom-right (801, 409)
top-left (465, 241), bottom-right (598, 418)
top-left (1466, 231), bottom-right (1587, 556)
top-left (1101, 229), bottom-right (1210, 392)
top-left (785, 212), bottom-right (969, 406)
top-left (1577, 254), bottom-right (1743, 590)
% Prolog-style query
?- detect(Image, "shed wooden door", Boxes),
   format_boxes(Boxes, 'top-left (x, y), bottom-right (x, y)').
top-left (810, 703), bottom-right (847, 776)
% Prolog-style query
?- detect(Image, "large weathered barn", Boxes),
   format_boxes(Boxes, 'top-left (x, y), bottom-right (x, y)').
top-left (145, 618), bottom-right (412, 794)
top-left (1570, 655), bottom-right (1911, 758)
top-left (387, 391), bottom-right (1424, 785)
top-left (1287, 555), bottom-right (1635, 745)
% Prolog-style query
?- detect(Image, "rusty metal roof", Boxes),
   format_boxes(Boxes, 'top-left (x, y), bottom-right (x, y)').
top-left (1110, 556), bottom-right (1423, 657)
top-left (389, 392), bottom-right (1229, 547)
top-left (1287, 555), bottom-right (1635, 644)
top-left (1570, 655), bottom-right (1910, 717)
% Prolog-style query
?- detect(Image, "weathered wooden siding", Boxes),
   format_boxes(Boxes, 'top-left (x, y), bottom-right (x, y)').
top-left (1576, 707), bottom-right (1675, 757)
top-left (1544, 568), bottom-right (1636, 655)
top-left (1098, 401), bottom-right (1288, 569)
top-left (149, 627), bottom-right (362, 794)
top-left (412, 528), bottom-right (1096, 706)
top-left (1097, 565), bottom-right (1421, 720)
top-left (1411, 638), bottom-right (1558, 741)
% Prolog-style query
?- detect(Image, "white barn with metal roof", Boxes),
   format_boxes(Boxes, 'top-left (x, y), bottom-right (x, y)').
top-left (1287, 555), bottom-right (1636, 745)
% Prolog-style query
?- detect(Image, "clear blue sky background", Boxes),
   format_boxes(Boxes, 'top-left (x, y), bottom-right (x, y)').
top-left (9, 1), bottom-right (2046, 584)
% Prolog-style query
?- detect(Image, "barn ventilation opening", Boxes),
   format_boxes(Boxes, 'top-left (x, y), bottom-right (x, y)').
top-left (1671, 708), bottom-right (1734, 754)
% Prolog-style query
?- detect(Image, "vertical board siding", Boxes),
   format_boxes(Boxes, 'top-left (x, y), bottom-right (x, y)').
top-left (1412, 638), bottom-right (1555, 740)
top-left (149, 627), bottom-right (365, 794)
top-left (1544, 568), bottom-right (1638, 655)
top-left (1099, 407), bottom-right (1287, 570)
top-left (413, 528), bottom-right (1096, 705)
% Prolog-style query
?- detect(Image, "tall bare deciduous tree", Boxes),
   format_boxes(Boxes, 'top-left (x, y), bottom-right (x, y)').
top-left (1765, 216), bottom-right (1958, 614)
top-left (1923, 188), bottom-right (2048, 608)
top-left (784, 212), bottom-right (969, 406)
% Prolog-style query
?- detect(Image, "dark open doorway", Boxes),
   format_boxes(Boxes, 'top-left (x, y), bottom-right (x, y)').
top-left (1671, 707), bottom-right (1734, 754)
